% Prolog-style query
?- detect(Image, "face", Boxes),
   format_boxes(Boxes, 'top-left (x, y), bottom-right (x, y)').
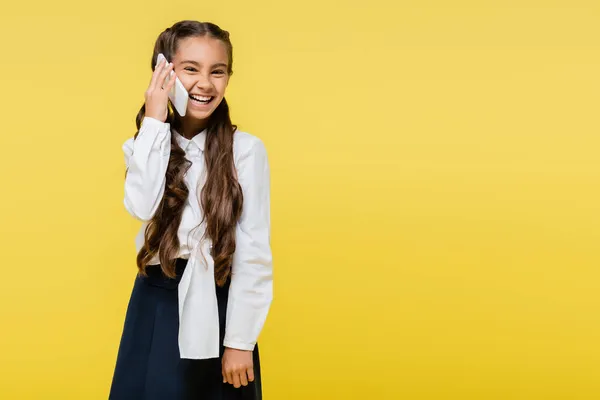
top-left (171, 36), bottom-right (230, 124)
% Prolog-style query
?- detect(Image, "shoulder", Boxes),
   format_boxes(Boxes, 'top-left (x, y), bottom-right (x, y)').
top-left (233, 129), bottom-right (268, 163)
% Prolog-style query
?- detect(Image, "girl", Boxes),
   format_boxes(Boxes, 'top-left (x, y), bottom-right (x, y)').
top-left (109, 20), bottom-right (273, 400)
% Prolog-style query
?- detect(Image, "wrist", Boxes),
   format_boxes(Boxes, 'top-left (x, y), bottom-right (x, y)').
top-left (224, 347), bottom-right (251, 352)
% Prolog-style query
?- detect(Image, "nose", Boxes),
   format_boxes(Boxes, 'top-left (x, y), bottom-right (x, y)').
top-left (192, 74), bottom-right (213, 92)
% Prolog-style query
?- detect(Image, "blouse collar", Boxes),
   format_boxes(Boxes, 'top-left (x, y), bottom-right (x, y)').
top-left (172, 128), bottom-right (208, 152)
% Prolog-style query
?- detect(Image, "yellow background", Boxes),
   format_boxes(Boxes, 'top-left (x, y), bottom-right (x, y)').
top-left (1, 0), bottom-right (599, 398)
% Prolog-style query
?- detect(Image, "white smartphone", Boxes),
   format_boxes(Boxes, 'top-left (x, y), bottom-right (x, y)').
top-left (156, 53), bottom-right (188, 116)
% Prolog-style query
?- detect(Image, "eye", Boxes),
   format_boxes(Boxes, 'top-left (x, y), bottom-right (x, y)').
top-left (184, 67), bottom-right (197, 72)
top-left (212, 70), bottom-right (226, 75)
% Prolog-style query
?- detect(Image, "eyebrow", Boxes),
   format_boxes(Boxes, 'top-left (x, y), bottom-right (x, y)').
top-left (180, 60), bottom-right (228, 69)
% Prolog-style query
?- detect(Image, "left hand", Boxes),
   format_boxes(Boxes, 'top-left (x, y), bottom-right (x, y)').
top-left (222, 347), bottom-right (254, 388)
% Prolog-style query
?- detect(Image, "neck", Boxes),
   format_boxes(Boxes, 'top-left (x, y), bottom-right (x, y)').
top-left (174, 116), bottom-right (209, 139)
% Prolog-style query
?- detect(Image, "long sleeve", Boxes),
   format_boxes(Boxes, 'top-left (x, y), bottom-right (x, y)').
top-left (123, 117), bottom-right (171, 221)
top-left (223, 139), bottom-right (273, 351)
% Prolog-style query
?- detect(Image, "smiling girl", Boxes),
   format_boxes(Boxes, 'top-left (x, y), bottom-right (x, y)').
top-left (109, 20), bottom-right (273, 400)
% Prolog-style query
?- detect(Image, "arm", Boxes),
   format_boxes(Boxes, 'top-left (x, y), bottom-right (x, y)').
top-left (224, 138), bottom-right (273, 351)
top-left (123, 117), bottom-right (171, 221)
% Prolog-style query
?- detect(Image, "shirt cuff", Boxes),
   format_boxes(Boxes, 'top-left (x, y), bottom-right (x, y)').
top-left (141, 116), bottom-right (169, 129)
top-left (223, 340), bottom-right (256, 352)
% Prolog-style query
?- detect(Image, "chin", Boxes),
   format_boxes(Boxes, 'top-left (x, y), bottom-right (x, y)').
top-left (188, 108), bottom-right (214, 120)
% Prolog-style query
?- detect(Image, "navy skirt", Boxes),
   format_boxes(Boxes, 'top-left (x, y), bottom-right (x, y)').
top-left (109, 259), bottom-right (262, 400)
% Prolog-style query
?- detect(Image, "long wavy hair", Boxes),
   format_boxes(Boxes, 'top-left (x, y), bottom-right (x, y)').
top-left (132, 20), bottom-right (243, 287)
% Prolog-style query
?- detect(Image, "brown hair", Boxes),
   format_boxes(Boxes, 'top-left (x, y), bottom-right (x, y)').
top-left (132, 20), bottom-right (243, 287)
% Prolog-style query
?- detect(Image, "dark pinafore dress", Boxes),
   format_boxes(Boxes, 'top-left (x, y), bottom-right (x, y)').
top-left (109, 259), bottom-right (262, 400)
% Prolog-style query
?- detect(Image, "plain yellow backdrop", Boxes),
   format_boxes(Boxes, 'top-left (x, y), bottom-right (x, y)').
top-left (1, 0), bottom-right (599, 398)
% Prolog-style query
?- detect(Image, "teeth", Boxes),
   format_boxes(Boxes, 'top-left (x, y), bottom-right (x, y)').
top-left (190, 94), bottom-right (212, 102)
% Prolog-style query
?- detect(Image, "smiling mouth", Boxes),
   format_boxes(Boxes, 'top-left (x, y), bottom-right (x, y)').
top-left (189, 94), bottom-right (214, 105)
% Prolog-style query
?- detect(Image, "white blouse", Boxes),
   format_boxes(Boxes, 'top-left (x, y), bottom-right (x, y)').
top-left (123, 116), bottom-right (273, 360)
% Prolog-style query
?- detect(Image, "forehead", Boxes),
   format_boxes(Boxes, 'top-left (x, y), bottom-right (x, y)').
top-left (174, 36), bottom-right (229, 64)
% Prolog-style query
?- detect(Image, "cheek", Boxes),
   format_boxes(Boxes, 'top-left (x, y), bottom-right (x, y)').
top-left (215, 80), bottom-right (229, 96)
top-left (178, 76), bottom-right (193, 92)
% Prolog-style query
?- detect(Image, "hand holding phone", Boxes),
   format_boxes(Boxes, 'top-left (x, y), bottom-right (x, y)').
top-left (155, 53), bottom-right (188, 116)
top-left (144, 57), bottom-right (176, 122)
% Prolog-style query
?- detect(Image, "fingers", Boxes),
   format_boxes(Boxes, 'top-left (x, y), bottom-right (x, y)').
top-left (222, 367), bottom-right (253, 388)
top-left (165, 68), bottom-right (177, 91)
top-left (226, 370), bottom-right (235, 386)
top-left (149, 60), bottom-right (174, 92)
top-left (148, 58), bottom-right (167, 91)
top-left (158, 63), bottom-right (174, 90)
top-left (239, 370), bottom-right (249, 387)
top-left (222, 361), bottom-right (234, 386)
top-left (232, 372), bottom-right (242, 389)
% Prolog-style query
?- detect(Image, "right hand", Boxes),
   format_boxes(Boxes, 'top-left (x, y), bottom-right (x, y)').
top-left (144, 58), bottom-right (176, 122)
